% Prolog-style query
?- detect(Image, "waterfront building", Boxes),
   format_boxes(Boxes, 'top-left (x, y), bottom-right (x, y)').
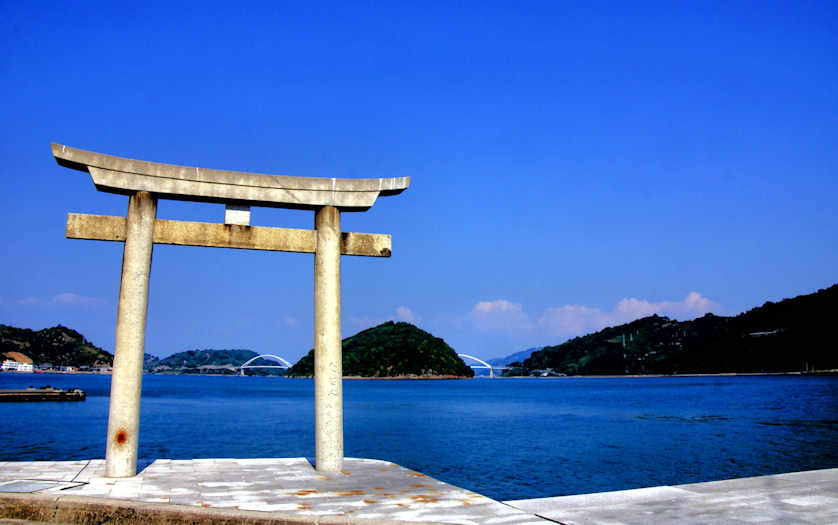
top-left (1, 360), bottom-right (34, 372)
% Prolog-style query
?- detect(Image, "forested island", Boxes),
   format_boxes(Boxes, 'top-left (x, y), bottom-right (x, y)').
top-left (287, 321), bottom-right (473, 378)
top-left (0, 324), bottom-right (112, 369)
top-left (505, 284), bottom-right (838, 376)
top-left (4, 284), bottom-right (836, 377)
top-left (1, 321), bottom-right (472, 378)
top-left (143, 349), bottom-right (284, 375)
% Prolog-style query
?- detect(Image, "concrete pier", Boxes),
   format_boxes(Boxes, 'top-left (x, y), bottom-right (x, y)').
top-left (0, 388), bottom-right (85, 402)
top-left (105, 191), bottom-right (157, 478)
top-left (314, 206), bottom-right (343, 472)
top-left (506, 468), bottom-right (838, 524)
top-left (1, 460), bottom-right (836, 524)
top-left (0, 458), bottom-right (545, 524)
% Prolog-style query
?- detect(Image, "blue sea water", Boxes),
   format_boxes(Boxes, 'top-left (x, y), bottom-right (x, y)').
top-left (1, 373), bottom-right (836, 501)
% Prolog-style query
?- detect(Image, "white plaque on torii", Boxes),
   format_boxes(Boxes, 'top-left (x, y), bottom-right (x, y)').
top-left (52, 143), bottom-right (409, 477)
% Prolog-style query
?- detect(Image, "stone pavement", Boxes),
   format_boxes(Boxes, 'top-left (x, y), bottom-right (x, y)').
top-left (4, 460), bottom-right (837, 524)
top-left (0, 458), bottom-right (545, 524)
top-left (505, 467), bottom-right (838, 524)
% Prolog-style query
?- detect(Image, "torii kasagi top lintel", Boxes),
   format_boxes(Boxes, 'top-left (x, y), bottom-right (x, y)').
top-left (51, 143), bottom-right (410, 211)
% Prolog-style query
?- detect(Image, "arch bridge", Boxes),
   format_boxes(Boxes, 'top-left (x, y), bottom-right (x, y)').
top-left (239, 354), bottom-right (293, 375)
top-left (458, 353), bottom-right (505, 379)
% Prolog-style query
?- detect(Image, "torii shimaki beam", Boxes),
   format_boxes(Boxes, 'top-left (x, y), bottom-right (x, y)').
top-left (52, 143), bottom-right (409, 477)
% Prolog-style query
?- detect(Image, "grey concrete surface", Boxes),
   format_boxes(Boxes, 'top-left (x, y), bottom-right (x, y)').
top-left (505, 467), bottom-right (838, 524)
top-left (105, 191), bottom-right (156, 478)
top-left (0, 492), bottom-right (440, 525)
top-left (314, 206), bottom-right (344, 473)
top-left (66, 213), bottom-right (393, 257)
top-left (52, 143), bottom-right (410, 211)
top-left (0, 458), bottom-right (546, 525)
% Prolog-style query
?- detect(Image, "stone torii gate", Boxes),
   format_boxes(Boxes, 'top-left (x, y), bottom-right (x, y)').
top-left (51, 143), bottom-right (409, 477)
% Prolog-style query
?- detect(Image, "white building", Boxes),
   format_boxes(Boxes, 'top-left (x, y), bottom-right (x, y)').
top-left (1, 360), bottom-right (34, 372)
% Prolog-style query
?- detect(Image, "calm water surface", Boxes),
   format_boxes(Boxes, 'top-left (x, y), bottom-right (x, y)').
top-left (1, 373), bottom-right (836, 501)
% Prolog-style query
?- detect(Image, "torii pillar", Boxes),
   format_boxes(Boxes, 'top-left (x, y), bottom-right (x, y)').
top-left (52, 144), bottom-right (409, 476)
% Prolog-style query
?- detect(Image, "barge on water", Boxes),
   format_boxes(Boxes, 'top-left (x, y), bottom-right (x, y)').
top-left (0, 387), bottom-right (86, 402)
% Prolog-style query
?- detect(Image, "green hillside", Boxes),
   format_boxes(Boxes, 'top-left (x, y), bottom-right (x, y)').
top-left (0, 324), bottom-right (113, 367)
top-left (511, 284), bottom-right (838, 376)
top-left (288, 321), bottom-right (473, 378)
top-left (144, 349), bottom-right (277, 374)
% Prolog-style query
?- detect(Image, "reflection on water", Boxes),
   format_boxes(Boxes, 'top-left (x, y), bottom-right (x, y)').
top-left (1, 373), bottom-right (836, 500)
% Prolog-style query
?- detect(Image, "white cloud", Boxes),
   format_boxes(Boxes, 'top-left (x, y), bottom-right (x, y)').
top-left (536, 304), bottom-right (612, 336)
top-left (51, 293), bottom-right (106, 306)
top-left (11, 293), bottom-right (107, 307)
top-left (346, 315), bottom-right (386, 331)
top-left (467, 292), bottom-right (721, 339)
top-left (538, 292), bottom-right (721, 338)
top-left (469, 299), bottom-right (533, 332)
top-left (280, 315), bottom-right (297, 327)
top-left (346, 306), bottom-right (421, 331)
top-left (676, 291), bottom-right (719, 317)
top-left (614, 292), bottom-right (720, 323)
top-left (615, 297), bottom-right (661, 320)
top-left (394, 306), bottom-right (417, 323)
top-left (472, 299), bottom-right (521, 315)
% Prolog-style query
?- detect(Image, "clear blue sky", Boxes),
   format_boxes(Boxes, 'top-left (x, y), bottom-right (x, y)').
top-left (1, 1), bottom-right (836, 361)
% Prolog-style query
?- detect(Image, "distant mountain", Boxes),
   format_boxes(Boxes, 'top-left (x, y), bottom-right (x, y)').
top-left (288, 321), bottom-right (473, 378)
top-left (512, 284), bottom-right (838, 376)
top-left (144, 349), bottom-right (281, 375)
top-left (488, 347), bottom-right (544, 366)
top-left (0, 324), bottom-right (113, 367)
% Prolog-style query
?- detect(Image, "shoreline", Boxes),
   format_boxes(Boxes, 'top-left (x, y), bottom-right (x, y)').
top-left (496, 369), bottom-right (838, 379)
top-left (342, 374), bottom-right (470, 380)
top-left (5, 370), bottom-right (836, 379)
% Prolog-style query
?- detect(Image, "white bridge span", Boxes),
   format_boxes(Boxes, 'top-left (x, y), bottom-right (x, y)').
top-left (457, 353), bottom-right (502, 378)
top-left (239, 354), bottom-right (293, 375)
